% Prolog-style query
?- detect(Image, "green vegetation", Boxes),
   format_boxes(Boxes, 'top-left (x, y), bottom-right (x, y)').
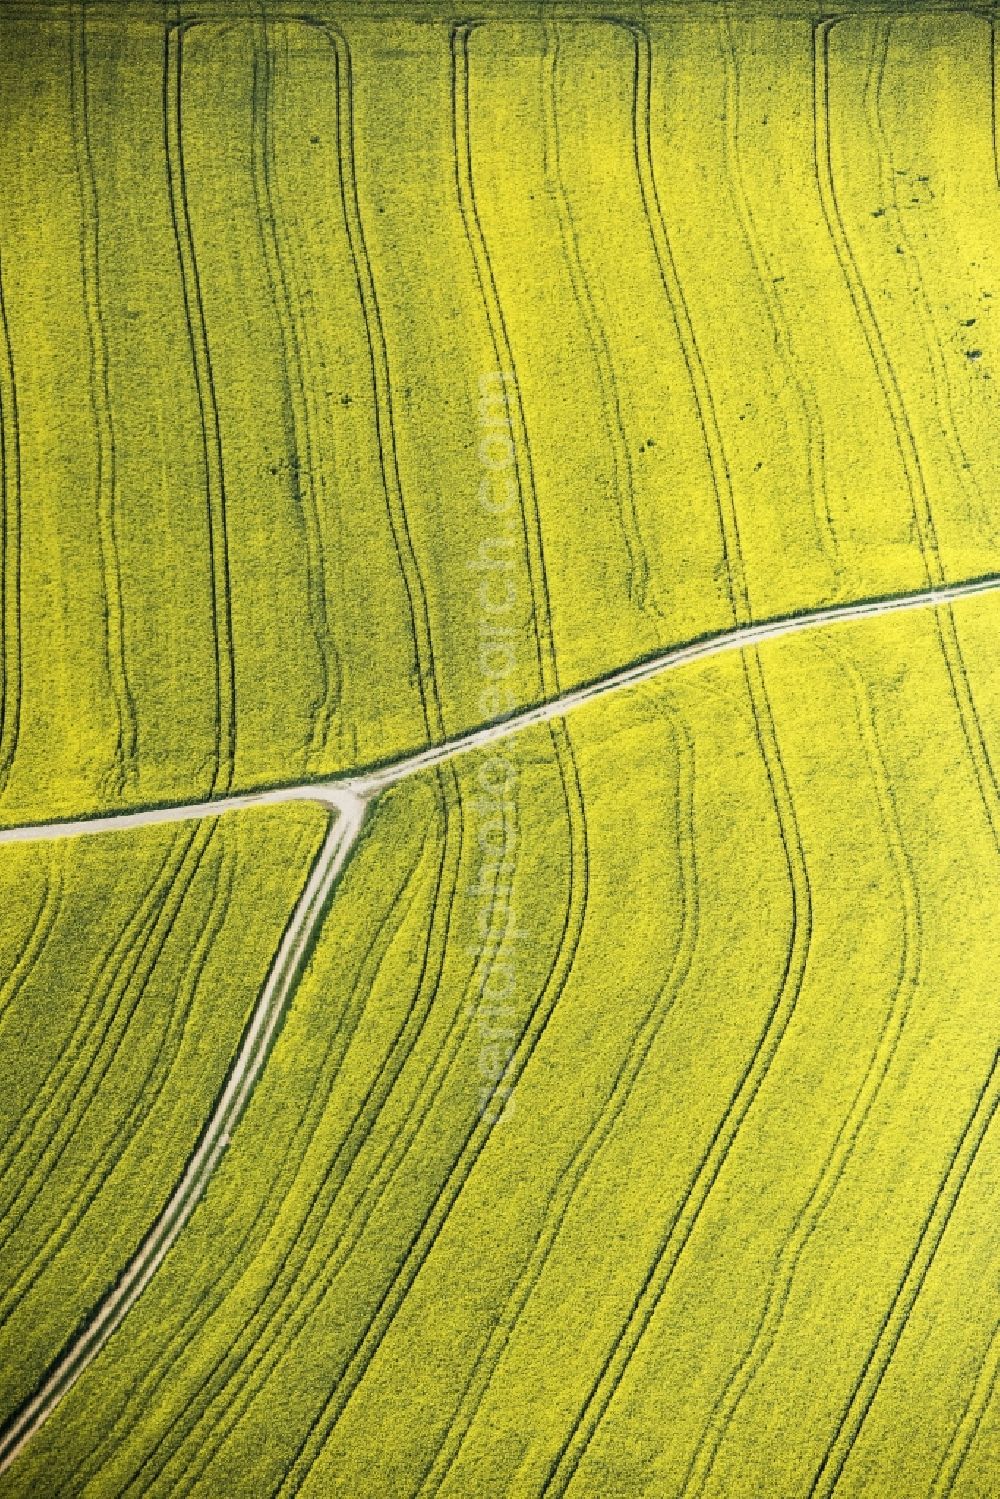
top-left (10, 596), bottom-right (1000, 1497)
top-left (0, 804), bottom-right (325, 1434)
top-left (1, 4), bottom-right (999, 1498)
top-left (2, 6), bottom-right (997, 824)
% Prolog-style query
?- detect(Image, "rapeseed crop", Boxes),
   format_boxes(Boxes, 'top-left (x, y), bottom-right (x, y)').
top-left (2, 4), bottom-right (999, 1497)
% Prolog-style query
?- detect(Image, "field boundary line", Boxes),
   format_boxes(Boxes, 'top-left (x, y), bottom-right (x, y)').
top-left (1, 574), bottom-right (999, 1472)
top-left (0, 794), bottom-right (366, 1478)
top-left (0, 573), bottom-right (998, 847)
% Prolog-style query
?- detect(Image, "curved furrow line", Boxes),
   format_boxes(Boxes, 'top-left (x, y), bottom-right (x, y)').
top-left (39, 15), bottom-right (454, 1454)
top-left (275, 725), bottom-right (588, 1499)
top-left (169, 792), bottom-right (510, 1490)
top-left (251, 20), bottom-right (340, 764)
top-left (619, 20), bottom-right (747, 624)
top-left (539, 25), bottom-right (815, 1497)
top-left (717, 11), bottom-right (841, 586)
top-left (991, 17), bottom-right (999, 195)
top-left (452, 13), bottom-right (590, 1058)
top-left (0, 831), bottom-right (189, 1224)
top-left (128, 830), bottom-right (440, 1496)
top-left (419, 704), bottom-right (697, 1497)
top-left (0, 241), bottom-right (22, 796)
top-left (866, 20), bottom-right (991, 541)
top-left (815, 15), bottom-right (1000, 843)
top-left (298, 17), bottom-right (443, 747)
top-left (133, 26), bottom-right (481, 1494)
top-left (453, 18), bottom-right (558, 698)
top-left (0, 856), bottom-right (65, 1038)
top-left (271, 40), bottom-right (590, 1489)
top-left (72, 817), bottom-right (432, 1497)
top-left (808, 1046), bottom-right (1000, 1499)
top-left (0, 825), bottom-right (213, 1332)
top-left (162, 778), bottom-right (506, 1496)
top-left (276, 782), bottom-right (518, 1297)
top-left (4, 831), bottom-right (235, 1353)
top-left (813, 18), bottom-right (945, 584)
top-left (140, 774), bottom-right (464, 1498)
top-left (267, 37), bottom-right (472, 1355)
top-left (133, 832), bottom-right (235, 1136)
top-left (8, 18), bottom-right (998, 1498)
top-left (682, 638), bottom-right (922, 1499)
top-left (0, 835), bottom-right (235, 1381)
top-left (931, 1311), bottom-right (1000, 1498)
top-left (0, 801), bottom-right (365, 1477)
top-left (805, 22), bottom-right (1000, 1491)
top-left (541, 649), bottom-right (810, 1499)
top-left (541, 19), bottom-right (659, 621)
top-left (71, 6), bottom-right (137, 794)
top-left (164, 17), bottom-right (236, 793)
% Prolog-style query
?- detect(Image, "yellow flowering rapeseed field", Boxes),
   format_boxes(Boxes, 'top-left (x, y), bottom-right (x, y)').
top-left (0, 3), bottom-right (998, 1496)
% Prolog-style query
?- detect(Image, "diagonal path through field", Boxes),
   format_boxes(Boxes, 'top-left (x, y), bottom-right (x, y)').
top-left (0, 795), bottom-right (365, 1477)
top-left (0, 568), bottom-right (998, 1476)
top-left (2, 571), bottom-right (999, 845)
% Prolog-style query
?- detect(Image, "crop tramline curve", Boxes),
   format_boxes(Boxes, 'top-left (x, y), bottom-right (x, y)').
top-left (805, 20), bottom-right (1000, 1499)
top-left (0, 791), bottom-right (365, 1478)
top-left (0, 572), bottom-right (999, 1477)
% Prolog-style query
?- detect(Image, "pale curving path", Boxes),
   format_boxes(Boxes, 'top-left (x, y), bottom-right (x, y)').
top-left (0, 794), bottom-right (366, 1477)
top-left (2, 572), bottom-right (999, 845)
top-left (0, 569), bottom-right (998, 1476)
